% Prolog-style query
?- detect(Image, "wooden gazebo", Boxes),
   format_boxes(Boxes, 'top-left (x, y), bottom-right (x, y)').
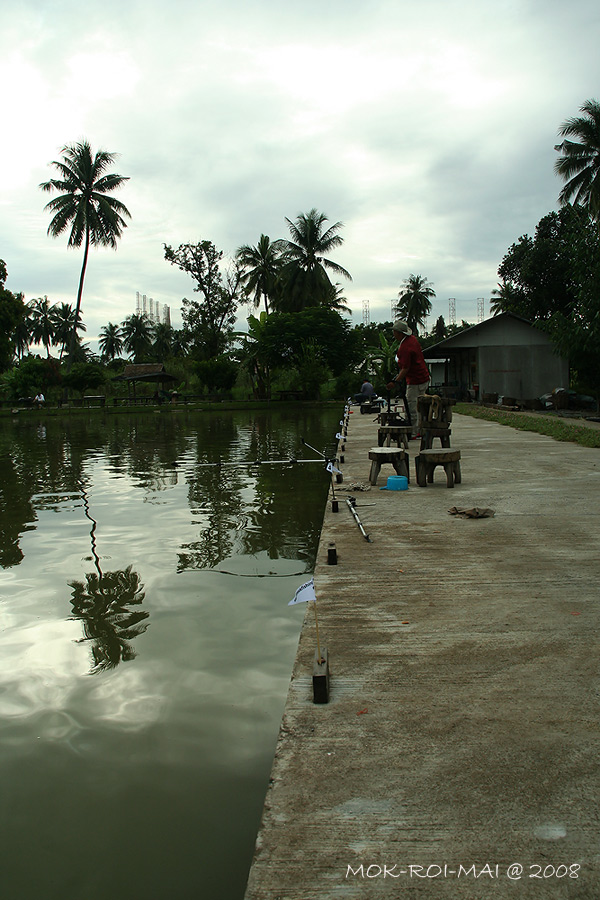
top-left (112, 364), bottom-right (178, 402)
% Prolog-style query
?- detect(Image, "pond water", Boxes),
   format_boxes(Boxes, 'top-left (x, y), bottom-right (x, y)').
top-left (0, 405), bottom-right (340, 900)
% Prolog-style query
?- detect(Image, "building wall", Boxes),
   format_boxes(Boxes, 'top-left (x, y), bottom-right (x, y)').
top-left (477, 345), bottom-right (568, 399)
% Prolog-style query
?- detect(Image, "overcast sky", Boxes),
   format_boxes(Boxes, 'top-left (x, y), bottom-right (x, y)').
top-left (2, 0), bottom-right (599, 346)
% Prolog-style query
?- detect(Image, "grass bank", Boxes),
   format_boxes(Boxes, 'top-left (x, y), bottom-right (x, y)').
top-left (455, 403), bottom-right (600, 448)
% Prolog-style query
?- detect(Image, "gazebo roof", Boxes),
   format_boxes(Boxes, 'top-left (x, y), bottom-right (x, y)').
top-left (113, 363), bottom-right (178, 384)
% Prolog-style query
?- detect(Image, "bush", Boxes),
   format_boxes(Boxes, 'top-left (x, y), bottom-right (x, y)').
top-left (195, 356), bottom-right (238, 393)
top-left (63, 362), bottom-right (106, 397)
top-left (1, 355), bottom-right (62, 401)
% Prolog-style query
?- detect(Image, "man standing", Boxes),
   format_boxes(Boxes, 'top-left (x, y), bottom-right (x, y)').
top-left (386, 320), bottom-right (429, 437)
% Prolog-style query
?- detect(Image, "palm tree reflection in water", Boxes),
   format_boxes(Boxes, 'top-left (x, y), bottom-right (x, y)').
top-left (69, 482), bottom-right (149, 673)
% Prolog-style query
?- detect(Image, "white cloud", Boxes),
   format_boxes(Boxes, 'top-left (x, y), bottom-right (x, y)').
top-left (3, 0), bottom-right (600, 338)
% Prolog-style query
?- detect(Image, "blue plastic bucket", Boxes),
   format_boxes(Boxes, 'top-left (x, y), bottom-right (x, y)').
top-left (380, 475), bottom-right (408, 491)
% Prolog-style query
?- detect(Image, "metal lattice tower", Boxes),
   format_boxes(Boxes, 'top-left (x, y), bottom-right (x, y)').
top-left (477, 298), bottom-right (485, 323)
top-left (362, 299), bottom-right (370, 326)
top-left (448, 298), bottom-right (456, 326)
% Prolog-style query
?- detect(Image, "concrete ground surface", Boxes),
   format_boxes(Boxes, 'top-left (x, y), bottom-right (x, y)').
top-left (244, 411), bottom-right (600, 900)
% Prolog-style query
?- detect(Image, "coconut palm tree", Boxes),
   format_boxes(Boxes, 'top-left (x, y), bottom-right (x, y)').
top-left (236, 234), bottom-right (284, 315)
top-left (98, 322), bottom-right (124, 362)
top-left (555, 99), bottom-right (600, 225)
top-left (40, 140), bottom-right (131, 365)
top-left (121, 313), bottom-right (153, 361)
top-left (152, 321), bottom-right (175, 360)
top-left (12, 298), bottom-right (32, 360)
top-left (52, 302), bottom-right (86, 359)
top-left (276, 208), bottom-right (352, 312)
top-left (30, 296), bottom-right (56, 357)
top-left (394, 274), bottom-right (436, 335)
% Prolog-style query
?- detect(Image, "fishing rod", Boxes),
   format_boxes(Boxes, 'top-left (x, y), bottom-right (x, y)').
top-left (172, 457), bottom-right (325, 469)
top-left (300, 437), bottom-right (329, 459)
top-left (301, 437), bottom-right (343, 509)
top-left (346, 497), bottom-right (372, 542)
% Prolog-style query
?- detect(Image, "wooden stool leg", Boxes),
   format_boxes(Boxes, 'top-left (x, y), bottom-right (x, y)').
top-left (441, 433), bottom-right (451, 448)
top-left (416, 456), bottom-right (427, 487)
top-left (427, 463), bottom-right (435, 483)
top-left (369, 461), bottom-right (381, 485)
top-left (377, 431), bottom-right (384, 447)
top-left (454, 460), bottom-right (461, 484)
top-left (444, 463), bottom-right (454, 487)
top-left (392, 457), bottom-right (409, 481)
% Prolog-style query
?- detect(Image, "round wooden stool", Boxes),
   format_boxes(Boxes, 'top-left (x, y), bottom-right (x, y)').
top-left (419, 427), bottom-right (452, 450)
top-left (415, 448), bottom-right (461, 488)
top-left (377, 426), bottom-right (412, 449)
top-left (368, 447), bottom-right (409, 485)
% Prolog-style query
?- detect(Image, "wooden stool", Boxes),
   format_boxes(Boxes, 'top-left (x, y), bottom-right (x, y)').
top-left (419, 427), bottom-right (452, 450)
top-left (368, 447), bottom-right (409, 485)
top-left (416, 448), bottom-right (461, 488)
top-left (360, 400), bottom-right (384, 414)
top-left (378, 426), bottom-right (412, 449)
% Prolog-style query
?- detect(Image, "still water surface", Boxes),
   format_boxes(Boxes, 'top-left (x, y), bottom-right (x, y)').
top-left (0, 406), bottom-right (340, 900)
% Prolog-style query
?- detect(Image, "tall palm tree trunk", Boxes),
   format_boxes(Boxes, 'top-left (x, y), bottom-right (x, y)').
top-left (68, 228), bottom-right (90, 368)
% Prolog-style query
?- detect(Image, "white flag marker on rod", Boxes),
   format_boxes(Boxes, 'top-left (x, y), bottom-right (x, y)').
top-left (288, 578), bottom-right (316, 605)
top-left (288, 577), bottom-right (323, 663)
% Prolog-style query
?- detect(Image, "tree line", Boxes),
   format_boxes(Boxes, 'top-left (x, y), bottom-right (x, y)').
top-left (1, 97), bottom-right (600, 401)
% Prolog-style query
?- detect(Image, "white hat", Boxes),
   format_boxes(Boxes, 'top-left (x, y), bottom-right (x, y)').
top-left (393, 320), bottom-right (412, 336)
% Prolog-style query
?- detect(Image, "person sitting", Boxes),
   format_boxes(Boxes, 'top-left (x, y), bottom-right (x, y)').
top-left (354, 380), bottom-right (376, 404)
top-left (34, 392), bottom-right (45, 408)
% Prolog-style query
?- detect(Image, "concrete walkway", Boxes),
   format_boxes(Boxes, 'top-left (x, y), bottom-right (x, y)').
top-left (244, 411), bottom-right (600, 900)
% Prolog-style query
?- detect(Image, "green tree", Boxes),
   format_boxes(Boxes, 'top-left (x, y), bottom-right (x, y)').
top-left (433, 315), bottom-right (447, 341)
top-left (40, 140), bottom-right (131, 364)
top-left (164, 241), bottom-right (241, 359)
top-left (394, 274), bottom-right (436, 334)
top-left (275, 208), bottom-right (352, 312)
top-left (258, 307), bottom-right (361, 376)
top-left (52, 302), bottom-right (86, 359)
top-left (12, 302), bottom-right (32, 360)
top-left (98, 322), bottom-right (124, 362)
top-left (543, 212), bottom-right (600, 397)
top-left (195, 356), bottom-right (239, 394)
top-left (0, 263), bottom-right (25, 371)
top-left (495, 206), bottom-right (591, 322)
top-left (62, 361), bottom-right (106, 397)
top-left (121, 313), bottom-right (153, 361)
top-left (555, 99), bottom-right (600, 225)
top-left (489, 282), bottom-right (523, 316)
top-left (2, 356), bottom-right (62, 400)
top-left (368, 331), bottom-right (400, 387)
top-left (30, 296), bottom-right (56, 357)
top-left (239, 312), bottom-right (272, 399)
top-left (236, 234), bottom-right (284, 315)
top-left (151, 321), bottom-right (175, 360)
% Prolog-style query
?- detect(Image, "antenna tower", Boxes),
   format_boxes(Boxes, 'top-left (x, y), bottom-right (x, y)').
top-left (477, 298), bottom-right (485, 323)
top-left (362, 299), bottom-right (370, 326)
top-left (448, 298), bottom-right (456, 326)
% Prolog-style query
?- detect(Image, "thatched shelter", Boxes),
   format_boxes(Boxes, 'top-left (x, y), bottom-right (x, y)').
top-left (113, 364), bottom-right (178, 401)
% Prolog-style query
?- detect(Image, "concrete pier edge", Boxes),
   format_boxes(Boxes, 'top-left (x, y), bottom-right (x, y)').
top-left (245, 408), bottom-right (600, 899)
